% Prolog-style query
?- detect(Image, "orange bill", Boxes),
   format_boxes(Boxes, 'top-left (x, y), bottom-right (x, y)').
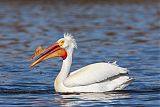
top-left (30, 43), bottom-right (67, 67)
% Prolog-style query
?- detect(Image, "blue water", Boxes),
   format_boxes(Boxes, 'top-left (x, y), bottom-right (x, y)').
top-left (0, 1), bottom-right (160, 106)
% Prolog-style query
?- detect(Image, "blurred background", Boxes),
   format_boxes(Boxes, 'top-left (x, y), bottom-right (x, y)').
top-left (0, 0), bottom-right (160, 106)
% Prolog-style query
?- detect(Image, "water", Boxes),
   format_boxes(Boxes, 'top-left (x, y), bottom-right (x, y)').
top-left (0, 0), bottom-right (160, 106)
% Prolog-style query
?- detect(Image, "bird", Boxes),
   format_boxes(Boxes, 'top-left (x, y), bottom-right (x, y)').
top-left (29, 33), bottom-right (133, 93)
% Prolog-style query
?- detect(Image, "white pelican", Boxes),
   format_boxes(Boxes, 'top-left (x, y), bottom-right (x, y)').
top-left (29, 33), bottom-right (133, 93)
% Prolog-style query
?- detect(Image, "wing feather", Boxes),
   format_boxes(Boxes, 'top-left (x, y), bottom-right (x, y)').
top-left (64, 62), bottom-right (128, 87)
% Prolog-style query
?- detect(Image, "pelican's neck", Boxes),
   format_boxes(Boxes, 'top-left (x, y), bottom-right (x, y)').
top-left (58, 47), bottom-right (73, 80)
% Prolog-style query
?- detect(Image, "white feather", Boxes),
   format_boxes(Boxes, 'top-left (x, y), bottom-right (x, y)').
top-left (64, 33), bottom-right (77, 48)
top-left (64, 62), bottom-right (128, 87)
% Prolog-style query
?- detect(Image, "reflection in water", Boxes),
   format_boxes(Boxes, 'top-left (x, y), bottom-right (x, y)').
top-left (55, 92), bottom-right (129, 106)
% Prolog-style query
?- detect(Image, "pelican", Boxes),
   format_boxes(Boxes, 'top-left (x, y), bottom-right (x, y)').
top-left (29, 33), bottom-right (133, 93)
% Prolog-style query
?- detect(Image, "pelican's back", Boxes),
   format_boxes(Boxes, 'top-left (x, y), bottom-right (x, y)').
top-left (64, 62), bottom-right (130, 87)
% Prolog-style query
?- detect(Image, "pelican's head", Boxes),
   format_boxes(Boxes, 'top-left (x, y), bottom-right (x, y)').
top-left (30, 33), bottom-right (77, 67)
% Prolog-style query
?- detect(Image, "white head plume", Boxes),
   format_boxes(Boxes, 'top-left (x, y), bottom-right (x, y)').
top-left (64, 33), bottom-right (77, 48)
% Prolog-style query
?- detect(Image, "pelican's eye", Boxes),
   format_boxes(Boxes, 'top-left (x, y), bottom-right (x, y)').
top-left (59, 40), bottom-right (65, 46)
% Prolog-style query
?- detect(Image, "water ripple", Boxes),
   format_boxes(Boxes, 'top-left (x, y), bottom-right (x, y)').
top-left (0, 0), bottom-right (159, 106)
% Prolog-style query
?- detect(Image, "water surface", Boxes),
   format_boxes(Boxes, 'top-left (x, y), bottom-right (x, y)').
top-left (0, 0), bottom-right (160, 106)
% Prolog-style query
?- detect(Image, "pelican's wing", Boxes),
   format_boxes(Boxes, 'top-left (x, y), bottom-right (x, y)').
top-left (64, 62), bottom-right (128, 87)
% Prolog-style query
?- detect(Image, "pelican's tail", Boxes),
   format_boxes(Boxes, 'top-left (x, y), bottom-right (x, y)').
top-left (115, 77), bottom-right (134, 90)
